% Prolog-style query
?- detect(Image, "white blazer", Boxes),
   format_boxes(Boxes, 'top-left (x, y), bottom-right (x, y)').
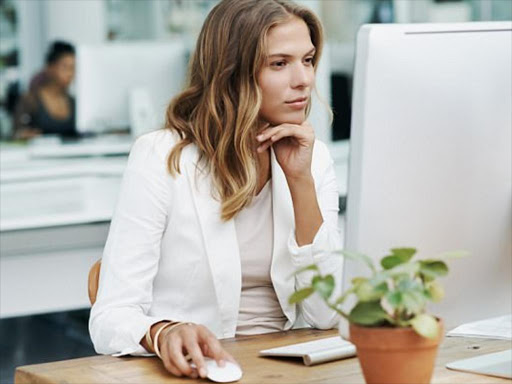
top-left (89, 129), bottom-right (343, 356)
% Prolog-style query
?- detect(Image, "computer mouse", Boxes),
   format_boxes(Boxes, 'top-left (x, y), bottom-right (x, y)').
top-left (190, 358), bottom-right (243, 383)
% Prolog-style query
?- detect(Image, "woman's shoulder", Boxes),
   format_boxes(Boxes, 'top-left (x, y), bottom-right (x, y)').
top-left (133, 128), bottom-right (179, 149)
top-left (128, 129), bottom-right (182, 170)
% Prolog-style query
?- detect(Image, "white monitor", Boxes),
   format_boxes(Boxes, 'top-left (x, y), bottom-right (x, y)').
top-left (76, 41), bottom-right (187, 134)
top-left (345, 22), bottom-right (512, 327)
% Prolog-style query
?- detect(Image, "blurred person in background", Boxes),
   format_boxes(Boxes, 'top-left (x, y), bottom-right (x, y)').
top-left (13, 41), bottom-right (77, 139)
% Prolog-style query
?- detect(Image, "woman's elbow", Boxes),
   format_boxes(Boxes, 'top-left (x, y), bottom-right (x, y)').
top-left (89, 309), bottom-right (114, 355)
top-left (315, 316), bottom-right (339, 330)
top-left (304, 311), bottom-right (340, 330)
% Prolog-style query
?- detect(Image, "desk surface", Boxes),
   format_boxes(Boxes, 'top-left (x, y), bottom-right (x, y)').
top-left (15, 328), bottom-right (512, 384)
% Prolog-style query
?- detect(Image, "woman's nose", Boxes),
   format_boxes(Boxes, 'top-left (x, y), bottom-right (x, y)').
top-left (291, 63), bottom-right (313, 89)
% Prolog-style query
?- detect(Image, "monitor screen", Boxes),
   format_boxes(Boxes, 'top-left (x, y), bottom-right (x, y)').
top-left (76, 41), bottom-right (187, 134)
top-left (345, 22), bottom-right (512, 326)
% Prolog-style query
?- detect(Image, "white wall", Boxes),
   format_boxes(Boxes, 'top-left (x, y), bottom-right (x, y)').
top-left (44, 0), bottom-right (106, 45)
top-left (296, 0), bottom-right (320, 13)
top-left (321, 0), bottom-right (373, 43)
top-left (17, 0), bottom-right (46, 90)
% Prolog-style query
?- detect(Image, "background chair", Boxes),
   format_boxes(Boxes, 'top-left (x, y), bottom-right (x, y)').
top-left (88, 260), bottom-right (101, 305)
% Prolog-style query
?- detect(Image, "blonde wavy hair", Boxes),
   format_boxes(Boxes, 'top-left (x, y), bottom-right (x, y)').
top-left (166, 0), bottom-right (324, 221)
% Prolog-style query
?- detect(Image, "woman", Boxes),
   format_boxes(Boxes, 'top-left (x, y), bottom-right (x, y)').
top-left (90, 0), bottom-right (342, 379)
top-left (13, 41), bottom-right (76, 139)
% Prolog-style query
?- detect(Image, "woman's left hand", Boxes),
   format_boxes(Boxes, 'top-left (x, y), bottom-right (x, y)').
top-left (256, 121), bottom-right (315, 180)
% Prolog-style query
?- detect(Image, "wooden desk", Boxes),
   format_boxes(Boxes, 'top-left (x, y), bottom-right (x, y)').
top-left (15, 328), bottom-right (511, 383)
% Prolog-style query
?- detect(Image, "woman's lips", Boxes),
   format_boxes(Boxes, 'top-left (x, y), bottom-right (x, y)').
top-left (285, 97), bottom-right (308, 110)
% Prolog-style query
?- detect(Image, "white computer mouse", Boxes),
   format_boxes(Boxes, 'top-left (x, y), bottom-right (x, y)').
top-left (190, 358), bottom-right (243, 383)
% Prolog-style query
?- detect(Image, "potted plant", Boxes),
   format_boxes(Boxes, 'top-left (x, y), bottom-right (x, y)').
top-left (289, 247), bottom-right (466, 384)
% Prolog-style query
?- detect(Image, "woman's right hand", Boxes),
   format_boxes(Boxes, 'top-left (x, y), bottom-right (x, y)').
top-left (158, 323), bottom-right (237, 379)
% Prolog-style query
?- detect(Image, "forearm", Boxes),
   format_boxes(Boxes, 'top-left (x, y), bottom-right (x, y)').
top-left (286, 173), bottom-right (323, 246)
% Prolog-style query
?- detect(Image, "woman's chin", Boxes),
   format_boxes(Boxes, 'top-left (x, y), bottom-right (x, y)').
top-left (268, 114), bottom-right (306, 126)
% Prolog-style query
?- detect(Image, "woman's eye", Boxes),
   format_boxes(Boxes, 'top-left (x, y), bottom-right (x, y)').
top-left (271, 60), bottom-right (287, 68)
top-left (304, 57), bottom-right (314, 65)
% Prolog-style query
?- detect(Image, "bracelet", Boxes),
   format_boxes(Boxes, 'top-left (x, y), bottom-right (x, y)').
top-left (154, 322), bottom-right (195, 359)
top-left (145, 327), bottom-right (154, 353)
top-left (153, 321), bottom-right (176, 359)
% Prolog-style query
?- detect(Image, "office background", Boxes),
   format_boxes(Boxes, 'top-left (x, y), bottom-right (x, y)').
top-left (0, 1), bottom-right (511, 383)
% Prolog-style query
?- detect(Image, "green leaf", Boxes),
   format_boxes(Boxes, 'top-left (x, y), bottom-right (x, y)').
top-left (391, 248), bottom-right (417, 260)
top-left (288, 264), bottom-right (319, 279)
top-left (339, 250), bottom-right (376, 273)
top-left (394, 262), bottom-right (421, 276)
top-left (370, 262), bottom-right (420, 286)
top-left (312, 275), bottom-right (335, 300)
top-left (381, 255), bottom-right (403, 270)
top-left (351, 277), bottom-right (368, 286)
top-left (288, 287), bottom-right (314, 304)
top-left (355, 281), bottom-right (388, 302)
top-left (401, 290), bottom-right (427, 314)
top-left (381, 248), bottom-right (417, 269)
top-left (393, 277), bottom-right (427, 314)
top-left (410, 314), bottom-right (440, 340)
top-left (369, 271), bottom-right (388, 286)
top-left (385, 291), bottom-right (403, 309)
top-left (419, 260), bottom-right (448, 280)
top-left (396, 277), bottom-right (421, 292)
top-left (349, 301), bottom-right (389, 326)
top-left (437, 250), bottom-right (469, 259)
top-left (427, 281), bottom-right (445, 302)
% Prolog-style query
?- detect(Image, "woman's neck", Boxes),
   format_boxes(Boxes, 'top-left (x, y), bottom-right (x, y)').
top-left (40, 81), bottom-right (65, 96)
top-left (256, 148), bottom-right (271, 195)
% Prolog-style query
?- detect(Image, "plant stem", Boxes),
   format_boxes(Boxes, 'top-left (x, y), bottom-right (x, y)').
top-left (395, 313), bottom-right (410, 327)
top-left (326, 302), bottom-right (350, 320)
top-left (333, 287), bottom-right (355, 306)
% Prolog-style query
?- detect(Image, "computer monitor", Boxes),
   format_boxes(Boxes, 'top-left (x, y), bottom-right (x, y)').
top-left (344, 22), bottom-right (512, 327)
top-left (75, 41), bottom-right (187, 134)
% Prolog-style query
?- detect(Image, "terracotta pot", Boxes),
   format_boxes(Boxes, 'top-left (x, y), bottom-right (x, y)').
top-left (349, 319), bottom-right (444, 384)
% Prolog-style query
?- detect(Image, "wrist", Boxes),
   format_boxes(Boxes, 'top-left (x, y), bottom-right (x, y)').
top-left (285, 171), bottom-right (313, 184)
top-left (154, 322), bottom-right (195, 358)
top-left (150, 321), bottom-right (171, 342)
top-left (286, 172), bottom-right (314, 188)
top-left (153, 321), bottom-right (175, 358)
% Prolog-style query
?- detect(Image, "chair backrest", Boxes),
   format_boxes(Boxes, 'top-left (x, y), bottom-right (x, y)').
top-left (88, 259), bottom-right (102, 305)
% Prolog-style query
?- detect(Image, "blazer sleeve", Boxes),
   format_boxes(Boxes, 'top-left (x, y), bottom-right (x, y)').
top-left (89, 133), bottom-right (174, 357)
top-left (287, 140), bottom-right (343, 330)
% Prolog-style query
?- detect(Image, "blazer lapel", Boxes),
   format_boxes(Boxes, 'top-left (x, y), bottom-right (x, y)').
top-left (183, 146), bottom-right (241, 338)
top-left (270, 148), bottom-right (297, 326)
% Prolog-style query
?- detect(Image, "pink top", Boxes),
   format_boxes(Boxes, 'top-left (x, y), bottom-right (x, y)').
top-left (235, 179), bottom-right (288, 335)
